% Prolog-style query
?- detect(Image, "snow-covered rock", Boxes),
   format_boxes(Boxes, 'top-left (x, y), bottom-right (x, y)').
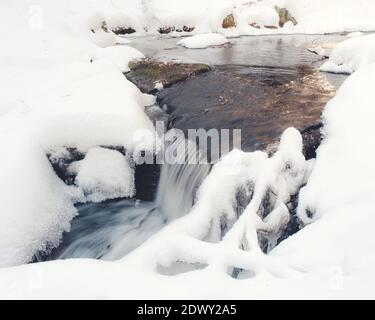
top-left (177, 33), bottom-right (229, 49)
top-left (320, 33), bottom-right (375, 74)
top-left (74, 147), bottom-right (135, 203)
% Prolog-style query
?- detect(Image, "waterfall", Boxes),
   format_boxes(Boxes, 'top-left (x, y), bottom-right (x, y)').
top-left (155, 134), bottom-right (211, 221)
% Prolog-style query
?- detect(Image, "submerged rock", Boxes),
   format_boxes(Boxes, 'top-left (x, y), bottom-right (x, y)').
top-left (275, 7), bottom-right (297, 27)
top-left (126, 60), bottom-right (211, 94)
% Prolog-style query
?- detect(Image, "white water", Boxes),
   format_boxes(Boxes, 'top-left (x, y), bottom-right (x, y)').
top-left (156, 135), bottom-right (211, 221)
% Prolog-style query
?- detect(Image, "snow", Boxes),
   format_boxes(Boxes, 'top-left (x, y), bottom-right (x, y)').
top-left (271, 0), bottom-right (375, 34)
top-left (106, 0), bottom-right (375, 36)
top-left (1, 0), bottom-right (375, 299)
top-left (94, 46), bottom-right (144, 72)
top-left (2, 62), bottom-right (375, 299)
top-left (273, 63), bottom-right (375, 297)
top-left (74, 147), bottom-right (136, 203)
top-left (0, 114), bottom-right (80, 268)
top-left (0, 0), bottom-right (157, 267)
top-left (177, 33), bottom-right (229, 49)
top-left (320, 33), bottom-right (375, 74)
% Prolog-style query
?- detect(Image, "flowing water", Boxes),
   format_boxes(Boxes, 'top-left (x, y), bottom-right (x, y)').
top-left (46, 34), bottom-right (348, 262)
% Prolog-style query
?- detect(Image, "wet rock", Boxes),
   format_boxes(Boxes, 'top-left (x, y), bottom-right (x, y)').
top-left (250, 22), bottom-right (261, 29)
top-left (157, 64), bottom-right (335, 153)
top-left (275, 7), bottom-right (297, 27)
top-left (112, 26), bottom-right (136, 35)
top-left (222, 14), bottom-right (236, 29)
top-left (158, 26), bottom-right (195, 34)
top-left (101, 21), bottom-right (109, 33)
top-left (48, 148), bottom-right (85, 185)
top-left (126, 59), bottom-right (211, 94)
top-left (264, 25), bottom-right (278, 29)
top-left (135, 161), bottom-right (161, 201)
top-left (301, 124), bottom-right (323, 160)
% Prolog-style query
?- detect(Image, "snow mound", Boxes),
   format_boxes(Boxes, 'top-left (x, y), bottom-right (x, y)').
top-left (275, 0), bottom-right (375, 34)
top-left (266, 63), bottom-right (375, 298)
top-left (177, 34), bottom-right (229, 49)
top-left (74, 147), bottom-right (135, 203)
top-left (94, 46), bottom-right (145, 72)
top-left (0, 116), bottom-right (80, 268)
top-left (320, 33), bottom-right (375, 74)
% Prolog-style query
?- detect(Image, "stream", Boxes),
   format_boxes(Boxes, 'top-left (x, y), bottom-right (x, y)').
top-left (45, 34), bottom-right (348, 262)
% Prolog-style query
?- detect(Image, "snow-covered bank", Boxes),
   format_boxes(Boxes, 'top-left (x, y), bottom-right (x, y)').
top-left (320, 33), bottom-right (375, 74)
top-left (272, 63), bottom-right (375, 297)
top-left (100, 0), bottom-right (375, 37)
top-left (271, 0), bottom-right (375, 34)
top-left (0, 0), bottom-right (156, 267)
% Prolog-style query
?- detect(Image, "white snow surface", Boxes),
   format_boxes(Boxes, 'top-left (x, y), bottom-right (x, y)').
top-left (1, 0), bottom-right (375, 298)
top-left (74, 147), bottom-right (136, 203)
top-left (177, 34), bottom-right (229, 49)
top-left (320, 33), bottom-right (375, 74)
top-left (0, 0), bottom-right (156, 267)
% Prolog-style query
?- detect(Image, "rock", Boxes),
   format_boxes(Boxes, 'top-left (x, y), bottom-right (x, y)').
top-left (101, 21), bottom-right (109, 33)
top-left (182, 26), bottom-right (195, 32)
top-left (112, 26), bottom-right (136, 35)
top-left (222, 14), bottom-right (236, 29)
top-left (264, 25), bottom-right (278, 29)
top-left (157, 64), bottom-right (335, 153)
top-left (275, 6), bottom-right (297, 27)
top-left (135, 162), bottom-right (161, 201)
top-left (126, 59), bottom-right (211, 94)
top-left (158, 26), bottom-right (174, 34)
top-left (158, 26), bottom-right (195, 34)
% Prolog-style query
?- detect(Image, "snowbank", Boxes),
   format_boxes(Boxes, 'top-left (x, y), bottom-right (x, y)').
top-left (271, 63), bottom-right (375, 297)
top-left (94, 46), bottom-right (145, 72)
top-left (177, 34), bottom-right (229, 49)
top-left (104, 0), bottom-right (375, 36)
top-left (320, 33), bottom-right (375, 74)
top-left (271, 0), bottom-right (375, 34)
top-left (0, 115), bottom-right (80, 268)
top-left (0, 0), bottom-right (157, 267)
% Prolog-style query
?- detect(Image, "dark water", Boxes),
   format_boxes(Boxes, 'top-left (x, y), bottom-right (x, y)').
top-left (47, 35), bottom-right (348, 262)
top-left (47, 199), bottom-right (164, 261)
